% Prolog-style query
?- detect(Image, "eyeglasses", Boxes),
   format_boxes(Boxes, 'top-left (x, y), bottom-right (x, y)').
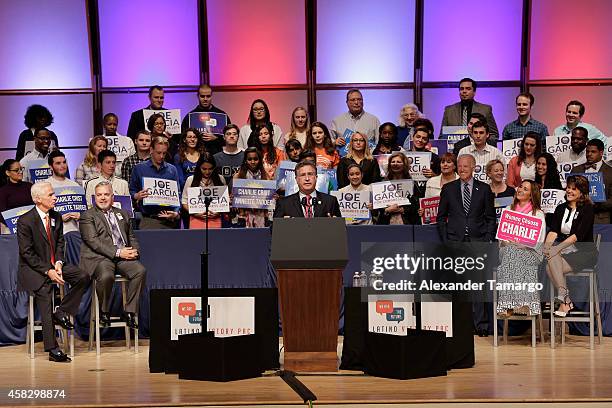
top-left (8, 168), bottom-right (24, 173)
top-left (252, 108), bottom-right (265, 112)
top-left (35, 137), bottom-right (51, 141)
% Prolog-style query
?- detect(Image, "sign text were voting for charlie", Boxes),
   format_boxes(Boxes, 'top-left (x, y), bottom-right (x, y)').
top-left (187, 186), bottom-right (230, 213)
top-left (142, 177), bottom-right (180, 207)
top-left (371, 180), bottom-right (414, 209)
top-left (496, 209), bottom-right (543, 248)
top-left (231, 179), bottom-right (276, 210)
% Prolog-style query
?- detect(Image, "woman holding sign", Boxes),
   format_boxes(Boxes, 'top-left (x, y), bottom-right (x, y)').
top-left (497, 180), bottom-right (546, 317)
top-left (174, 128), bottom-right (206, 189)
top-left (337, 132), bottom-right (381, 188)
top-left (374, 152), bottom-right (418, 225)
top-left (232, 147), bottom-right (271, 228)
top-left (249, 123), bottom-right (286, 180)
top-left (506, 132), bottom-right (541, 188)
top-left (304, 121), bottom-right (340, 170)
top-left (181, 153), bottom-right (226, 229)
top-left (338, 164), bottom-right (373, 225)
top-left (0, 159), bottom-right (33, 233)
top-left (544, 175), bottom-right (597, 317)
top-left (75, 136), bottom-right (107, 186)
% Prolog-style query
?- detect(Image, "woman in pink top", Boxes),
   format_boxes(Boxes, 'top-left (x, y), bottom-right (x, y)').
top-left (507, 132), bottom-right (541, 188)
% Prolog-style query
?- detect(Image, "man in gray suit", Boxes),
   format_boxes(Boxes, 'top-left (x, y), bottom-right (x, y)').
top-left (571, 139), bottom-right (612, 224)
top-left (79, 181), bottom-right (146, 329)
top-left (440, 78), bottom-right (499, 142)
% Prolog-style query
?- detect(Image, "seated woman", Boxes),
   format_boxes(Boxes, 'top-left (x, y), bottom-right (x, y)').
top-left (174, 128), bottom-right (206, 190)
top-left (232, 147), bottom-right (271, 228)
top-left (372, 122), bottom-right (403, 155)
top-left (497, 180), bottom-right (546, 317)
top-left (487, 159), bottom-right (515, 199)
top-left (181, 153), bottom-right (226, 229)
top-left (337, 131), bottom-right (381, 189)
top-left (506, 132), bottom-right (541, 188)
top-left (338, 164), bottom-right (373, 225)
top-left (285, 139), bottom-right (303, 163)
top-left (304, 121), bottom-right (340, 170)
top-left (375, 152), bottom-right (418, 225)
top-left (0, 159), bottom-right (33, 234)
top-left (75, 136), bottom-right (107, 186)
top-left (285, 106), bottom-right (309, 147)
top-left (544, 175), bottom-right (597, 317)
top-left (249, 123), bottom-right (286, 180)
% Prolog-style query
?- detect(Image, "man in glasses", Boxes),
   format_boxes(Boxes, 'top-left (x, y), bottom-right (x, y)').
top-left (20, 127), bottom-right (54, 183)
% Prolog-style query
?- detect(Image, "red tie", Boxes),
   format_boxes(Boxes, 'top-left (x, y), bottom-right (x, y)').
top-left (306, 196), bottom-right (313, 218)
top-left (45, 215), bottom-right (55, 266)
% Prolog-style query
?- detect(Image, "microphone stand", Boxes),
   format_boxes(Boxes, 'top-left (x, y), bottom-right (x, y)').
top-left (201, 196), bottom-right (213, 334)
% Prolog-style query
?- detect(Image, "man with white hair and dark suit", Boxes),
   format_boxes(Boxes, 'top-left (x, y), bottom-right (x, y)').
top-left (79, 181), bottom-right (146, 329)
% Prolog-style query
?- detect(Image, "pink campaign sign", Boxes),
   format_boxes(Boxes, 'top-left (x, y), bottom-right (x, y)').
top-left (495, 209), bottom-right (543, 248)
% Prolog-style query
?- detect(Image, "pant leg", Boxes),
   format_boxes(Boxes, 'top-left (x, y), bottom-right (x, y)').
top-left (58, 264), bottom-right (91, 316)
top-left (92, 259), bottom-right (117, 313)
top-left (115, 260), bottom-right (146, 313)
top-left (33, 282), bottom-right (57, 351)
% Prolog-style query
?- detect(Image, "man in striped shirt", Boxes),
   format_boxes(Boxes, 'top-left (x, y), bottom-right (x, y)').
top-left (458, 121), bottom-right (505, 183)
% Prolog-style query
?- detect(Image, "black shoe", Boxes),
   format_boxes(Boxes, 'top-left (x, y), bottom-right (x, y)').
top-left (99, 312), bottom-right (111, 328)
top-left (52, 312), bottom-right (74, 330)
top-left (122, 312), bottom-right (138, 329)
top-left (477, 328), bottom-right (489, 337)
top-left (48, 349), bottom-right (71, 362)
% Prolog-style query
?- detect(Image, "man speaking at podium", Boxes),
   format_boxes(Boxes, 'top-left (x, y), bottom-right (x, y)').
top-left (273, 161), bottom-right (341, 218)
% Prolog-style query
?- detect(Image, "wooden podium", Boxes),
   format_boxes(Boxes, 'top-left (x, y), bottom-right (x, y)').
top-left (271, 218), bottom-right (348, 372)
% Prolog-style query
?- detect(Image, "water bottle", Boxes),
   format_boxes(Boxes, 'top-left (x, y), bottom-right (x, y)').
top-left (352, 272), bottom-right (361, 288)
top-left (369, 271), bottom-right (377, 287)
top-left (359, 271), bottom-right (367, 287)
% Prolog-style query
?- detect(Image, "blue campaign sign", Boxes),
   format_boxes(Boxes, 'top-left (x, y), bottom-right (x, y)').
top-left (569, 172), bottom-right (605, 202)
top-left (337, 129), bottom-right (355, 157)
top-left (28, 159), bottom-right (53, 183)
top-left (440, 126), bottom-right (469, 151)
top-left (188, 112), bottom-right (228, 135)
top-left (276, 160), bottom-right (297, 191)
top-left (231, 179), bottom-right (277, 210)
top-left (1, 205), bottom-right (34, 234)
top-left (54, 186), bottom-right (87, 215)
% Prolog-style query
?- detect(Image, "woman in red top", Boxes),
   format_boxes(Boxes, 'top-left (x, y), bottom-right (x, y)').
top-left (249, 123), bottom-right (286, 180)
top-left (507, 132), bottom-right (541, 188)
top-left (305, 121), bottom-right (340, 169)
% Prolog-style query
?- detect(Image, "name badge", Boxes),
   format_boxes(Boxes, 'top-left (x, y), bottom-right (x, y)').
top-left (116, 213), bottom-right (124, 221)
top-left (50, 219), bottom-right (56, 227)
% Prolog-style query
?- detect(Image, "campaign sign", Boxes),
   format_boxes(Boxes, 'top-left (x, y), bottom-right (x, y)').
top-left (1, 205), bottom-right (34, 234)
top-left (440, 126), bottom-right (469, 151)
top-left (143, 109), bottom-right (181, 134)
top-left (331, 190), bottom-right (371, 219)
top-left (494, 196), bottom-right (514, 223)
top-left (276, 160), bottom-right (297, 192)
top-left (374, 154), bottom-right (392, 178)
top-left (404, 151), bottom-right (431, 181)
top-left (557, 161), bottom-right (583, 188)
top-left (540, 189), bottom-right (565, 214)
top-left (54, 186), bottom-right (87, 215)
top-left (427, 140), bottom-right (448, 156)
top-left (28, 159), bottom-right (52, 183)
top-left (419, 196), bottom-right (440, 225)
top-left (231, 179), bottom-right (276, 210)
top-left (569, 172), bottom-right (605, 202)
top-left (142, 177), bottom-right (180, 207)
top-left (319, 167), bottom-right (338, 192)
top-left (496, 209), bottom-right (543, 248)
top-left (502, 139), bottom-right (522, 161)
top-left (170, 296), bottom-right (255, 341)
top-left (371, 179), bottom-right (414, 209)
top-left (187, 186), bottom-right (230, 213)
top-left (547, 134), bottom-right (571, 159)
top-left (105, 136), bottom-right (134, 162)
top-left (337, 128), bottom-right (355, 157)
top-left (368, 294), bottom-right (416, 336)
top-left (606, 137), bottom-right (612, 162)
top-left (473, 162), bottom-right (488, 182)
top-left (188, 112), bottom-right (228, 135)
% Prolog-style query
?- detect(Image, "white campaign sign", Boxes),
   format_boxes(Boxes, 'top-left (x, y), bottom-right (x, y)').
top-left (502, 139), bottom-right (522, 162)
top-left (404, 151), bottom-right (431, 181)
top-left (142, 177), bottom-right (180, 207)
top-left (187, 186), bottom-right (230, 213)
top-left (170, 297), bottom-right (255, 341)
top-left (331, 190), bottom-right (371, 219)
top-left (371, 180), bottom-right (414, 209)
top-left (105, 135), bottom-right (135, 161)
top-left (546, 134), bottom-right (571, 159)
top-left (540, 189), bottom-right (566, 214)
top-left (143, 109), bottom-right (182, 134)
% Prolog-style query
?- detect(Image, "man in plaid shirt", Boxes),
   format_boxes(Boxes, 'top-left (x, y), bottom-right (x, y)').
top-left (121, 130), bottom-right (151, 184)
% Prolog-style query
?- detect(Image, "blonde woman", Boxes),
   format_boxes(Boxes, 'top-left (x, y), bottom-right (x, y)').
top-left (285, 107), bottom-right (309, 147)
top-left (75, 136), bottom-right (107, 186)
top-left (336, 131), bottom-right (381, 188)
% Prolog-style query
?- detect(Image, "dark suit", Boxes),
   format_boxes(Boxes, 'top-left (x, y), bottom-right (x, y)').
top-left (180, 104), bottom-right (231, 155)
top-left (441, 100), bottom-right (499, 142)
top-left (126, 105), bottom-right (169, 141)
top-left (437, 177), bottom-right (496, 332)
top-left (17, 207), bottom-right (90, 351)
top-left (571, 162), bottom-right (612, 224)
top-left (79, 206), bottom-right (146, 314)
top-left (273, 191), bottom-right (341, 218)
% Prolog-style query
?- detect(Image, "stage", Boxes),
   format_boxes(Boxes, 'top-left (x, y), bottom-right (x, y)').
top-left (1, 336), bottom-right (611, 407)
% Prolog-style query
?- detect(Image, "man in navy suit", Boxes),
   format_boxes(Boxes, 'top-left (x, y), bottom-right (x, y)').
top-left (437, 154), bottom-right (496, 337)
top-left (273, 161), bottom-right (341, 218)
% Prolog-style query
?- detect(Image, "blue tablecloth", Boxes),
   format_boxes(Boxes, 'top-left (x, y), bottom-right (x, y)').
top-left (2, 225), bottom-right (611, 346)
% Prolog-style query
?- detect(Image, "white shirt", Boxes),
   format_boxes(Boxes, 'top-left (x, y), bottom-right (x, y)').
top-left (584, 160), bottom-right (603, 173)
top-left (424, 173), bottom-right (458, 198)
top-left (20, 149), bottom-right (50, 183)
top-left (458, 143), bottom-right (505, 167)
top-left (557, 148), bottom-right (586, 165)
top-left (519, 160), bottom-right (536, 181)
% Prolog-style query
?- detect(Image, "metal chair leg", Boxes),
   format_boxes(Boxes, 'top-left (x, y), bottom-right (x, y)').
top-left (538, 314), bottom-right (545, 344)
top-left (120, 281), bottom-right (130, 350)
top-left (594, 276), bottom-right (603, 344)
top-left (531, 317), bottom-right (536, 347)
top-left (28, 294), bottom-right (35, 358)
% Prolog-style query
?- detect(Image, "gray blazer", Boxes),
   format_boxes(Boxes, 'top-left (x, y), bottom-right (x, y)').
top-left (78, 205), bottom-right (139, 274)
top-left (571, 162), bottom-right (612, 224)
top-left (440, 100), bottom-right (499, 141)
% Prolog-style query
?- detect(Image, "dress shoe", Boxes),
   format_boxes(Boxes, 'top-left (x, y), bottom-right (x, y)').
top-left (52, 312), bottom-right (74, 330)
top-left (122, 312), bottom-right (138, 329)
top-left (99, 312), bottom-right (111, 328)
top-left (48, 349), bottom-right (71, 363)
top-left (477, 328), bottom-right (489, 337)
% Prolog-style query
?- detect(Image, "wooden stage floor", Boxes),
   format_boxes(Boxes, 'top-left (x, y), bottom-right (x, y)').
top-left (1, 335), bottom-right (611, 407)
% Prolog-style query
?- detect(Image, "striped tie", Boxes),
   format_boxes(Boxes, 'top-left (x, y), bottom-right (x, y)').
top-left (463, 182), bottom-right (471, 215)
top-left (461, 106), bottom-right (468, 126)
